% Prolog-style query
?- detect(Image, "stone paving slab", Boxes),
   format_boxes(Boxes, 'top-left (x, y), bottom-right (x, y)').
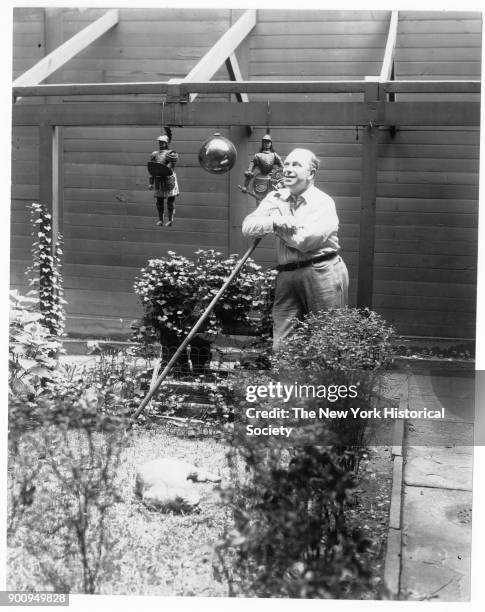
top-left (400, 486), bottom-right (472, 601)
top-left (406, 419), bottom-right (474, 446)
top-left (404, 446), bottom-right (473, 491)
top-left (409, 373), bottom-right (475, 400)
top-left (407, 393), bottom-right (474, 423)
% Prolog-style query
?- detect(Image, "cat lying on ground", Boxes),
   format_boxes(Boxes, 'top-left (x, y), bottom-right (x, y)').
top-left (135, 457), bottom-right (221, 513)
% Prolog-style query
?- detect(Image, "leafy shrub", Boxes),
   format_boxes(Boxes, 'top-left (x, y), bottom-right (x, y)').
top-left (215, 308), bottom-right (397, 597)
top-left (9, 291), bottom-right (63, 401)
top-left (133, 249), bottom-right (276, 344)
top-left (8, 394), bottom-right (129, 593)
top-left (274, 307), bottom-right (396, 371)
top-left (216, 436), bottom-right (371, 598)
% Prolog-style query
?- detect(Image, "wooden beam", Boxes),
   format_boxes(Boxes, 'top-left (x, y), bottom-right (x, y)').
top-left (12, 101), bottom-right (481, 127)
top-left (43, 8), bottom-right (64, 105)
top-left (357, 124), bottom-right (379, 308)
top-left (229, 125), bottom-right (250, 255)
top-left (383, 80), bottom-right (481, 94)
top-left (357, 83), bottom-right (379, 309)
top-left (380, 11), bottom-right (399, 82)
top-left (12, 79), bottom-right (481, 99)
top-left (39, 125), bottom-right (53, 212)
top-left (38, 125), bottom-right (63, 255)
top-left (182, 9), bottom-right (256, 101)
top-left (225, 55), bottom-right (249, 103)
top-left (52, 126), bottom-right (64, 242)
top-left (13, 9), bottom-right (119, 87)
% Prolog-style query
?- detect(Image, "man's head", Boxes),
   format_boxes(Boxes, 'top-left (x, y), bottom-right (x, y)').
top-left (282, 148), bottom-right (319, 195)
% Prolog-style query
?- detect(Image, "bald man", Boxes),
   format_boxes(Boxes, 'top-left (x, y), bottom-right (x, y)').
top-left (242, 148), bottom-right (349, 351)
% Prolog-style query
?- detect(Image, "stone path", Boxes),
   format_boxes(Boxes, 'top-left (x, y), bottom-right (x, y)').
top-left (399, 369), bottom-right (475, 601)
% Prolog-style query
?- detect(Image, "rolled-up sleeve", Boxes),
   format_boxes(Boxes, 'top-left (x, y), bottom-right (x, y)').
top-left (277, 197), bottom-right (339, 253)
top-left (242, 196), bottom-right (280, 238)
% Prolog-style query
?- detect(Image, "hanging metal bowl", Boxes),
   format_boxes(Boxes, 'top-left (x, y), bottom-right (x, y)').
top-left (198, 132), bottom-right (237, 174)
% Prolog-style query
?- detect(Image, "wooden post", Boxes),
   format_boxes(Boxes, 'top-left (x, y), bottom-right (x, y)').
top-left (357, 80), bottom-right (379, 309)
top-left (228, 126), bottom-right (250, 255)
top-left (227, 9), bottom-right (252, 255)
top-left (52, 126), bottom-right (63, 241)
top-left (38, 124), bottom-right (63, 249)
top-left (39, 124), bottom-right (53, 212)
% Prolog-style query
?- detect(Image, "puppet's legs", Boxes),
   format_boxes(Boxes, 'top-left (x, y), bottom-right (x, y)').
top-left (165, 197), bottom-right (176, 226)
top-left (155, 197), bottom-right (165, 225)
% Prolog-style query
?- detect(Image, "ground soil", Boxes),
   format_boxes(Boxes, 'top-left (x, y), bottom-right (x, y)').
top-left (345, 443), bottom-right (394, 599)
top-left (8, 422), bottom-right (393, 598)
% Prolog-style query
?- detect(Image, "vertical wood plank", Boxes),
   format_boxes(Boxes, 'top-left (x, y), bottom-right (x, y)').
top-left (39, 124), bottom-right (53, 212)
top-left (228, 8), bottom-right (252, 256)
top-left (44, 8), bottom-right (64, 106)
top-left (39, 124), bottom-right (63, 251)
top-left (357, 120), bottom-right (379, 308)
top-left (229, 125), bottom-right (250, 255)
top-left (52, 126), bottom-right (64, 240)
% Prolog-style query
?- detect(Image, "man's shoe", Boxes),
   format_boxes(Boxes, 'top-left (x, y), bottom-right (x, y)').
top-left (156, 220), bottom-right (163, 226)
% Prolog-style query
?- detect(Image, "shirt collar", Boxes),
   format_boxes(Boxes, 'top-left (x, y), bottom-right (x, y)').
top-left (278, 184), bottom-right (317, 203)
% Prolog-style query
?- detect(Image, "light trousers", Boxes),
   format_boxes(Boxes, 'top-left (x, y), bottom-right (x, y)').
top-left (272, 255), bottom-right (349, 351)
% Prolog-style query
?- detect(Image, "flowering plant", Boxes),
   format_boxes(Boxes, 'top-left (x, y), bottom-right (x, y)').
top-left (133, 249), bottom-right (276, 343)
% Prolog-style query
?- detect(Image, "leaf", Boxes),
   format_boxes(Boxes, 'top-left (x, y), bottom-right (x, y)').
top-left (17, 357), bottom-right (38, 370)
top-left (27, 366), bottom-right (54, 378)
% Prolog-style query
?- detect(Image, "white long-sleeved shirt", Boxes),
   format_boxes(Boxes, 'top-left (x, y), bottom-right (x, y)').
top-left (242, 184), bottom-right (340, 265)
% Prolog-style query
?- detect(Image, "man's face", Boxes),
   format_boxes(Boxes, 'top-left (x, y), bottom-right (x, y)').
top-left (158, 139), bottom-right (168, 150)
top-left (262, 139), bottom-right (272, 151)
top-left (282, 150), bottom-right (314, 194)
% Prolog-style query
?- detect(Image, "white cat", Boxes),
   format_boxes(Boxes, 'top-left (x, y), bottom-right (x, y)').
top-left (135, 458), bottom-right (221, 512)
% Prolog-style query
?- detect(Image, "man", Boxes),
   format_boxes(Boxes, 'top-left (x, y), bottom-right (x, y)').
top-left (242, 148), bottom-right (348, 351)
top-left (148, 134), bottom-right (179, 227)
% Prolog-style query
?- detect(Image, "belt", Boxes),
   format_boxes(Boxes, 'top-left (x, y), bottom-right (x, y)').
top-left (276, 252), bottom-right (337, 272)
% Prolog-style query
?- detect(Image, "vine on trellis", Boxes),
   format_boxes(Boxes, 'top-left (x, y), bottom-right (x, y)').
top-left (26, 202), bottom-right (66, 337)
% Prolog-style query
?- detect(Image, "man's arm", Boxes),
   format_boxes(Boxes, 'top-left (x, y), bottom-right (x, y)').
top-left (242, 193), bottom-right (297, 238)
top-left (276, 199), bottom-right (338, 253)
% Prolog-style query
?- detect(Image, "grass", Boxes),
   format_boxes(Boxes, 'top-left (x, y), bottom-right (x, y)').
top-left (8, 424), bottom-right (230, 596)
top-left (8, 420), bottom-right (393, 597)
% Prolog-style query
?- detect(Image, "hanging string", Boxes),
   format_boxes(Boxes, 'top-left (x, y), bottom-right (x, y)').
top-left (266, 99), bottom-right (271, 136)
top-left (161, 98), bottom-right (165, 135)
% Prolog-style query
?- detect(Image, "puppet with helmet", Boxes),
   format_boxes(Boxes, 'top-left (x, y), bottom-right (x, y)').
top-left (148, 128), bottom-right (179, 227)
top-left (242, 133), bottom-right (283, 203)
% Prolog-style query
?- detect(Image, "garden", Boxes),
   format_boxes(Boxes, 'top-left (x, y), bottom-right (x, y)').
top-left (8, 203), bottom-right (400, 598)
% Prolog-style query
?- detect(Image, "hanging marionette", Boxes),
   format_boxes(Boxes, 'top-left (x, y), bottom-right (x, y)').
top-left (147, 127), bottom-right (179, 227)
top-left (241, 131), bottom-right (283, 203)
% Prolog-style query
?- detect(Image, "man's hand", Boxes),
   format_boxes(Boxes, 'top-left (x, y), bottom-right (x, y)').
top-left (273, 215), bottom-right (298, 235)
top-left (148, 184), bottom-right (154, 191)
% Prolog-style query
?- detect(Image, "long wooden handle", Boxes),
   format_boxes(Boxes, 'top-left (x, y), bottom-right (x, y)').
top-left (131, 238), bottom-right (262, 423)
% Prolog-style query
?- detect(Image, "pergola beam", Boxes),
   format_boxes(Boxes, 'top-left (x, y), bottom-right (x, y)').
top-left (13, 79), bottom-right (481, 99)
top-left (380, 11), bottom-right (399, 82)
top-left (13, 9), bottom-right (119, 87)
top-left (11, 101), bottom-right (480, 127)
top-left (181, 9), bottom-right (256, 102)
top-left (225, 54), bottom-right (249, 103)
